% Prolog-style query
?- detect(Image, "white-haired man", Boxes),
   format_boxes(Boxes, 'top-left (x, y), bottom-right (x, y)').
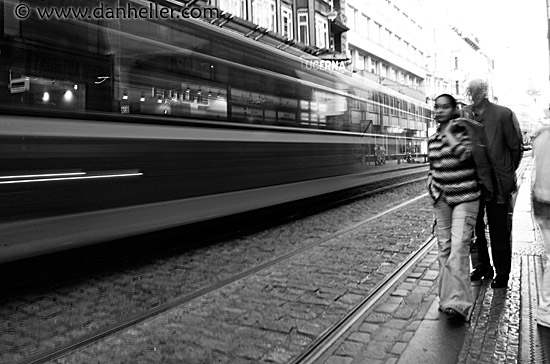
top-left (462, 79), bottom-right (523, 289)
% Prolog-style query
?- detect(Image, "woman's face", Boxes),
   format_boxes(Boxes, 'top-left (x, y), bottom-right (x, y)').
top-left (434, 97), bottom-right (455, 123)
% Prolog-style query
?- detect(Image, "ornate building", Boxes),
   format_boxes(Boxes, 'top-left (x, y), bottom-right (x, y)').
top-left (423, 25), bottom-right (493, 106)
top-left (345, 0), bottom-right (427, 102)
top-left (343, 0), bottom-right (494, 108)
top-left (211, 0), bottom-right (348, 57)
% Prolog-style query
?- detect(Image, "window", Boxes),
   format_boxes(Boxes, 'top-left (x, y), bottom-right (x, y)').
top-left (252, 0), bottom-right (276, 31)
top-left (454, 56), bottom-right (459, 70)
top-left (361, 14), bottom-right (370, 38)
top-left (315, 13), bottom-right (329, 49)
top-left (356, 53), bottom-right (365, 71)
top-left (382, 28), bottom-right (390, 48)
top-left (347, 5), bottom-right (356, 31)
top-left (219, 0), bottom-right (246, 18)
top-left (371, 59), bottom-right (379, 74)
top-left (297, 9), bottom-right (309, 44)
top-left (371, 22), bottom-right (381, 44)
top-left (270, 1), bottom-right (276, 31)
top-left (455, 80), bottom-right (460, 95)
top-left (281, 5), bottom-right (293, 39)
top-left (390, 96), bottom-right (397, 116)
top-left (392, 35), bottom-right (400, 53)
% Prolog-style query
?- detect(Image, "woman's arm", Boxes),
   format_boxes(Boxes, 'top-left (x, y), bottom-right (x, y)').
top-left (443, 121), bottom-right (472, 162)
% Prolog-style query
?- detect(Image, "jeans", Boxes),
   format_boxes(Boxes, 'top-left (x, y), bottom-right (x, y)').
top-left (434, 197), bottom-right (479, 318)
top-left (534, 199), bottom-right (550, 328)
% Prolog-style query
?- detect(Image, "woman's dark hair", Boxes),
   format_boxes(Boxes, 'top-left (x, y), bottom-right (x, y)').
top-left (434, 93), bottom-right (460, 119)
top-left (434, 93), bottom-right (457, 108)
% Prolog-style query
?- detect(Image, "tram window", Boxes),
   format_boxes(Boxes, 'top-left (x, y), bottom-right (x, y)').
top-left (8, 77), bottom-right (86, 111)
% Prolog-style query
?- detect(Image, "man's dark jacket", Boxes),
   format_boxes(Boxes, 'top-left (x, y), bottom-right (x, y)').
top-left (462, 100), bottom-right (523, 203)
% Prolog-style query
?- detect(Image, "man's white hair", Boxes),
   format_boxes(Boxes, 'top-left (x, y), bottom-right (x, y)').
top-left (467, 79), bottom-right (489, 95)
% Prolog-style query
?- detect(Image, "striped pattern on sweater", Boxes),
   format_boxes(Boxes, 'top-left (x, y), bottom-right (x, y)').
top-left (428, 126), bottom-right (480, 206)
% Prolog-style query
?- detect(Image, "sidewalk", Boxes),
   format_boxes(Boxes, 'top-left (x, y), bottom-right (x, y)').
top-left (399, 160), bottom-right (549, 364)
top-left (320, 159), bottom-right (549, 364)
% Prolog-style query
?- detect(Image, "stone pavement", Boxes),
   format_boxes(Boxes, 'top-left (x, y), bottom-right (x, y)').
top-left (320, 160), bottom-right (549, 364)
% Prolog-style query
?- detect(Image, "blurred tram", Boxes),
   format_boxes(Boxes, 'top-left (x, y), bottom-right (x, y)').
top-left (0, 0), bottom-right (431, 263)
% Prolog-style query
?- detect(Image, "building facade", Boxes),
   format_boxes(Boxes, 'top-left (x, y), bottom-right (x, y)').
top-left (423, 24), bottom-right (494, 106)
top-left (345, 0), bottom-right (427, 102)
top-left (213, 0), bottom-right (348, 56)
top-left (210, 0), bottom-right (500, 135)
top-left (343, 0), bottom-right (494, 109)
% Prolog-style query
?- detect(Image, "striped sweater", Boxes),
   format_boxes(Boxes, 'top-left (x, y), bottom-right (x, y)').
top-left (428, 124), bottom-right (480, 206)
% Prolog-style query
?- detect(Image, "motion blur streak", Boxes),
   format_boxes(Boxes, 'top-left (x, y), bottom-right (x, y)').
top-left (0, 171), bottom-right (143, 184)
top-left (0, 172), bottom-right (86, 179)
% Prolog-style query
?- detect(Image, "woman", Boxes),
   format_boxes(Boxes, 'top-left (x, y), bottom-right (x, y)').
top-left (428, 94), bottom-right (480, 322)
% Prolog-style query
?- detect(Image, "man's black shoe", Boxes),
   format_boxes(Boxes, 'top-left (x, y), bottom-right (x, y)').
top-left (490, 275), bottom-right (509, 289)
top-left (470, 266), bottom-right (494, 281)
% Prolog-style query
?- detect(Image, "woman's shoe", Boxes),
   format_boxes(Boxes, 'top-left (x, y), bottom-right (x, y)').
top-left (444, 308), bottom-right (466, 322)
top-left (470, 266), bottom-right (494, 281)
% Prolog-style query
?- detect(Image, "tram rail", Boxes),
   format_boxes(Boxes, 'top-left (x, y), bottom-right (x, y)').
top-left (291, 157), bottom-right (532, 364)
top-left (2, 170), bottom-right (432, 364)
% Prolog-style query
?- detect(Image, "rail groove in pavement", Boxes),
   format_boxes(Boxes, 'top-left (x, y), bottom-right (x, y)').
top-left (290, 233), bottom-right (436, 364)
top-left (13, 182), bottom-right (429, 364)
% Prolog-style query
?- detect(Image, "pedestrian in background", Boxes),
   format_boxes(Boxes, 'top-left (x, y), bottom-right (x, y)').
top-left (532, 125), bottom-right (550, 328)
top-left (428, 94), bottom-right (480, 322)
top-left (462, 79), bottom-right (523, 289)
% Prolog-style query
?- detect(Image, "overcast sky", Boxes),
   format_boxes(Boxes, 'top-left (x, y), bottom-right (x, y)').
top-left (450, 0), bottom-right (549, 103)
